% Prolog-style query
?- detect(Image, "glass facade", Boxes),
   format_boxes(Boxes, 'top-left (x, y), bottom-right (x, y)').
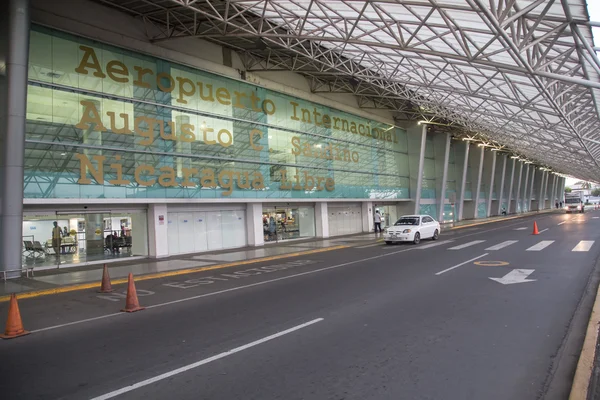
top-left (25, 26), bottom-right (410, 201)
top-left (22, 211), bottom-right (148, 268)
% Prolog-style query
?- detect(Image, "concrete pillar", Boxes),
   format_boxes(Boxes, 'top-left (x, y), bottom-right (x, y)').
top-left (458, 141), bottom-right (470, 221)
top-left (414, 124), bottom-right (428, 214)
top-left (148, 204), bottom-right (169, 258)
top-left (473, 146), bottom-right (485, 219)
top-left (496, 155), bottom-right (507, 215)
top-left (522, 164), bottom-right (530, 212)
top-left (437, 133), bottom-right (451, 223)
top-left (513, 162), bottom-right (524, 213)
top-left (362, 202), bottom-right (373, 232)
top-left (538, 170), bottom-right (546, 210)
top-left (528, 167), bottom-right (537, 211)
top-left (542, 171), bottom-right (550, 209)
top-left (486, 151), bottom-right (497, 217)
top-left (506, 158), bottom-right (516, 214)
top-left (0, 0), bottom-right (30, 277)
top-left (246, 203), bottom-right (265, 246)
top-left (550, 175), bottom-right (557, 208)
top-left (314, 202), bottom-right (329, 238)
top-left (558, 177), bottom-right (565, 204)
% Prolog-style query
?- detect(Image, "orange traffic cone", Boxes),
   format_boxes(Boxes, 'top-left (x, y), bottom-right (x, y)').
top-left (98, 264), bottom-right (114, 293)
top-left (121, 273), bottom-right (145, 313)
top-left (532, 221), bottom-right (539, 235)
top-left (1, 294), bottom-right (30, 339)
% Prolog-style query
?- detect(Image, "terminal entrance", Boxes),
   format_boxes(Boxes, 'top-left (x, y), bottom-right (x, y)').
top-left (22, 210), bottom-right (148, 269)
top-left (262, 205), bottom-right (316, 243)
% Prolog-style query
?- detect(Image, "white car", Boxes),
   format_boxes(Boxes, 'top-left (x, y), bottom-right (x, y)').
top-left (383, 215), bottom-right (441, 244)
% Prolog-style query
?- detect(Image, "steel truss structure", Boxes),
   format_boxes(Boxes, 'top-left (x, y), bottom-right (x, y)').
top-left (92, 0), bottom-right (600, 180)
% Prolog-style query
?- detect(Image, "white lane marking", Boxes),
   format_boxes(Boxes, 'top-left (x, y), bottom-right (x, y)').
top-left (32, 247), bottom-right (418, 333)
top-left (89, 318), bottom-right (324, 400)
top-left (485, 240), bottom-right (518, 251)
top-left (435, 253), bottom-right (488, 276)
top-left (572, 241), bottom-right (595, 252)
top-left (514, 227), bottom-right (528, 231)
top-left (558, 221), bottom-right (567, 226)
top-left (31, 313), bottom-right (125, 333)
top-left (593, 217), bottom-right (599, 219)
top-left (417, 240), bottom-right (455, 249)
top-left (538, 228), bottom-right (549, 233)
top-left (526, 240), bottom-right (555, 251)
top-left (448, 240), bottom-right (486, 250)
top-left (29, 215), bottom-right (559, 333)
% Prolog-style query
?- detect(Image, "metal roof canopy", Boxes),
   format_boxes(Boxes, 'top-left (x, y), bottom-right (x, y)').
top-left (89, 0), bottom-right (600, 181)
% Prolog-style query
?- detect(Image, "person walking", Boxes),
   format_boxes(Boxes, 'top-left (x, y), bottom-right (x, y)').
top-left (52, 221), bottom-right (62, 258)
top-left (374, 210), bottom-right (382, 233)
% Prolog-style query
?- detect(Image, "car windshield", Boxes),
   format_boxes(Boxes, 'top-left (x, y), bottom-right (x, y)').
top-left (395, 217), bottom-right (420, 226)
top-left (565, 198), bottom-right (580, 204)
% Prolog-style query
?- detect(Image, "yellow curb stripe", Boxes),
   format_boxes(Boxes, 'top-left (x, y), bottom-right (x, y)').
top-left (569, 281), bottom-right (600, 400)
top-left (0, 245), bottom-right (347, 303)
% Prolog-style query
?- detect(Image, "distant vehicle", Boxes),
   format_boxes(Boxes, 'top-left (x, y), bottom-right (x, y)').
top-left (384, 215), bottom-right (440, 244)
top-left (564, 193), bottom-right (584, 213)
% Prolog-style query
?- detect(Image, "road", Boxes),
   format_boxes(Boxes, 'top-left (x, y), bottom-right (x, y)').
top-left (2, 211), bottom-right (600, 400)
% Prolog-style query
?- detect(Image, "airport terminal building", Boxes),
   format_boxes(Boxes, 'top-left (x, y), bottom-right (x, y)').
top-left (1, 0), bottom-right (566, 272)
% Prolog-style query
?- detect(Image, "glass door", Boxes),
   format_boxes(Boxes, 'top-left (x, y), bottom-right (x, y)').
top-left (23, 210), bottom-right (148, 269)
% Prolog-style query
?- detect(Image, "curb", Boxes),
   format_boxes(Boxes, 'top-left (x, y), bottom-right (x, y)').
top-left (570, 279), bottom-right (600, 399)
top-left (444, 209), bottom-right (557, 231)
top-left (0, 245), bottom-right (347, 303)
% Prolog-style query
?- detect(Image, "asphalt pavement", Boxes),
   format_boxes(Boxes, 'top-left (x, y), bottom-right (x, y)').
top-left (2, 210), bottom-right (600, 400)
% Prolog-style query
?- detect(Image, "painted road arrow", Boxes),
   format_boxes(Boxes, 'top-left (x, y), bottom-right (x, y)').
top-left (489, 269), bottom-right (536, 285)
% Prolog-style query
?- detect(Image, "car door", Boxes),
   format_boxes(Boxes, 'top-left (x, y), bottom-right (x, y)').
top-left (419, 216), bottom-right (429, 238)
top-left (422, 216), bottom-right (434, 238)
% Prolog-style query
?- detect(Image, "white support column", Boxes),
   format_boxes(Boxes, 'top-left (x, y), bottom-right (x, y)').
top-left (458, 141), bottom-right (470, 221)
top-left (246, 203), bottom-right (264, 246)
top-left (438, 133), bottom-right (451, 223)
top-left (514, 162), bottom-right (524, 213)
top-left (538, 170), bottom-right (546, 210)
top-left (522, 164), bottom-right (530, 212)
top-left (528, 167), bottom-right (536, 211)
top-left (414, 124), bottom-right (428, 214)
top-left (506, 158), bottom-right (516, 214)
top-left (542, 171), bottom-right (550, 209)
top-left (362, 202), bottom-right (373, 233)
top-left (497, 155), bottom-right (507, 215)
top-left (0, 0), bottom-right (30, 278)
top-left (550, 175), bottom-right (557, 208)
top-left (147, 204), bottom-right (169, 258)
top-left (486, 151), bottom-right (497, 217)
top-left (473, 146), bottom-right (485, 219)
top-left (558, 177), bottom-right (564, 204)
top-left (314, 202), bottom-right (329, 238)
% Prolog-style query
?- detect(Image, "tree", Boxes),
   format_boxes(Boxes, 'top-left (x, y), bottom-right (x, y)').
top-left (592, 188), bottom-right (600, 197)
top-left (565, 187), bottom-right (572, 193)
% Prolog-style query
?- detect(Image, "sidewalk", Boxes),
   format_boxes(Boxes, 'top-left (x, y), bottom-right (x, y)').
top-left (1, 208), bottom-right (559, 298)
top-left (0, 233), bottom-right (379, 297)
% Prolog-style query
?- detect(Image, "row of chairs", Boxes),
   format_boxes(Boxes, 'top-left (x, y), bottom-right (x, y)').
top-left (23, 241), bottom-right (47, 260)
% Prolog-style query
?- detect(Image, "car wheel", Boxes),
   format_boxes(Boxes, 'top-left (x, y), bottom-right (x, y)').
top-left (432, 229), bottom-right (439, 240)
top-left (385, 241), bottom-right (392, 245)
top-left (413, 232), bottom-right (421, 245)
